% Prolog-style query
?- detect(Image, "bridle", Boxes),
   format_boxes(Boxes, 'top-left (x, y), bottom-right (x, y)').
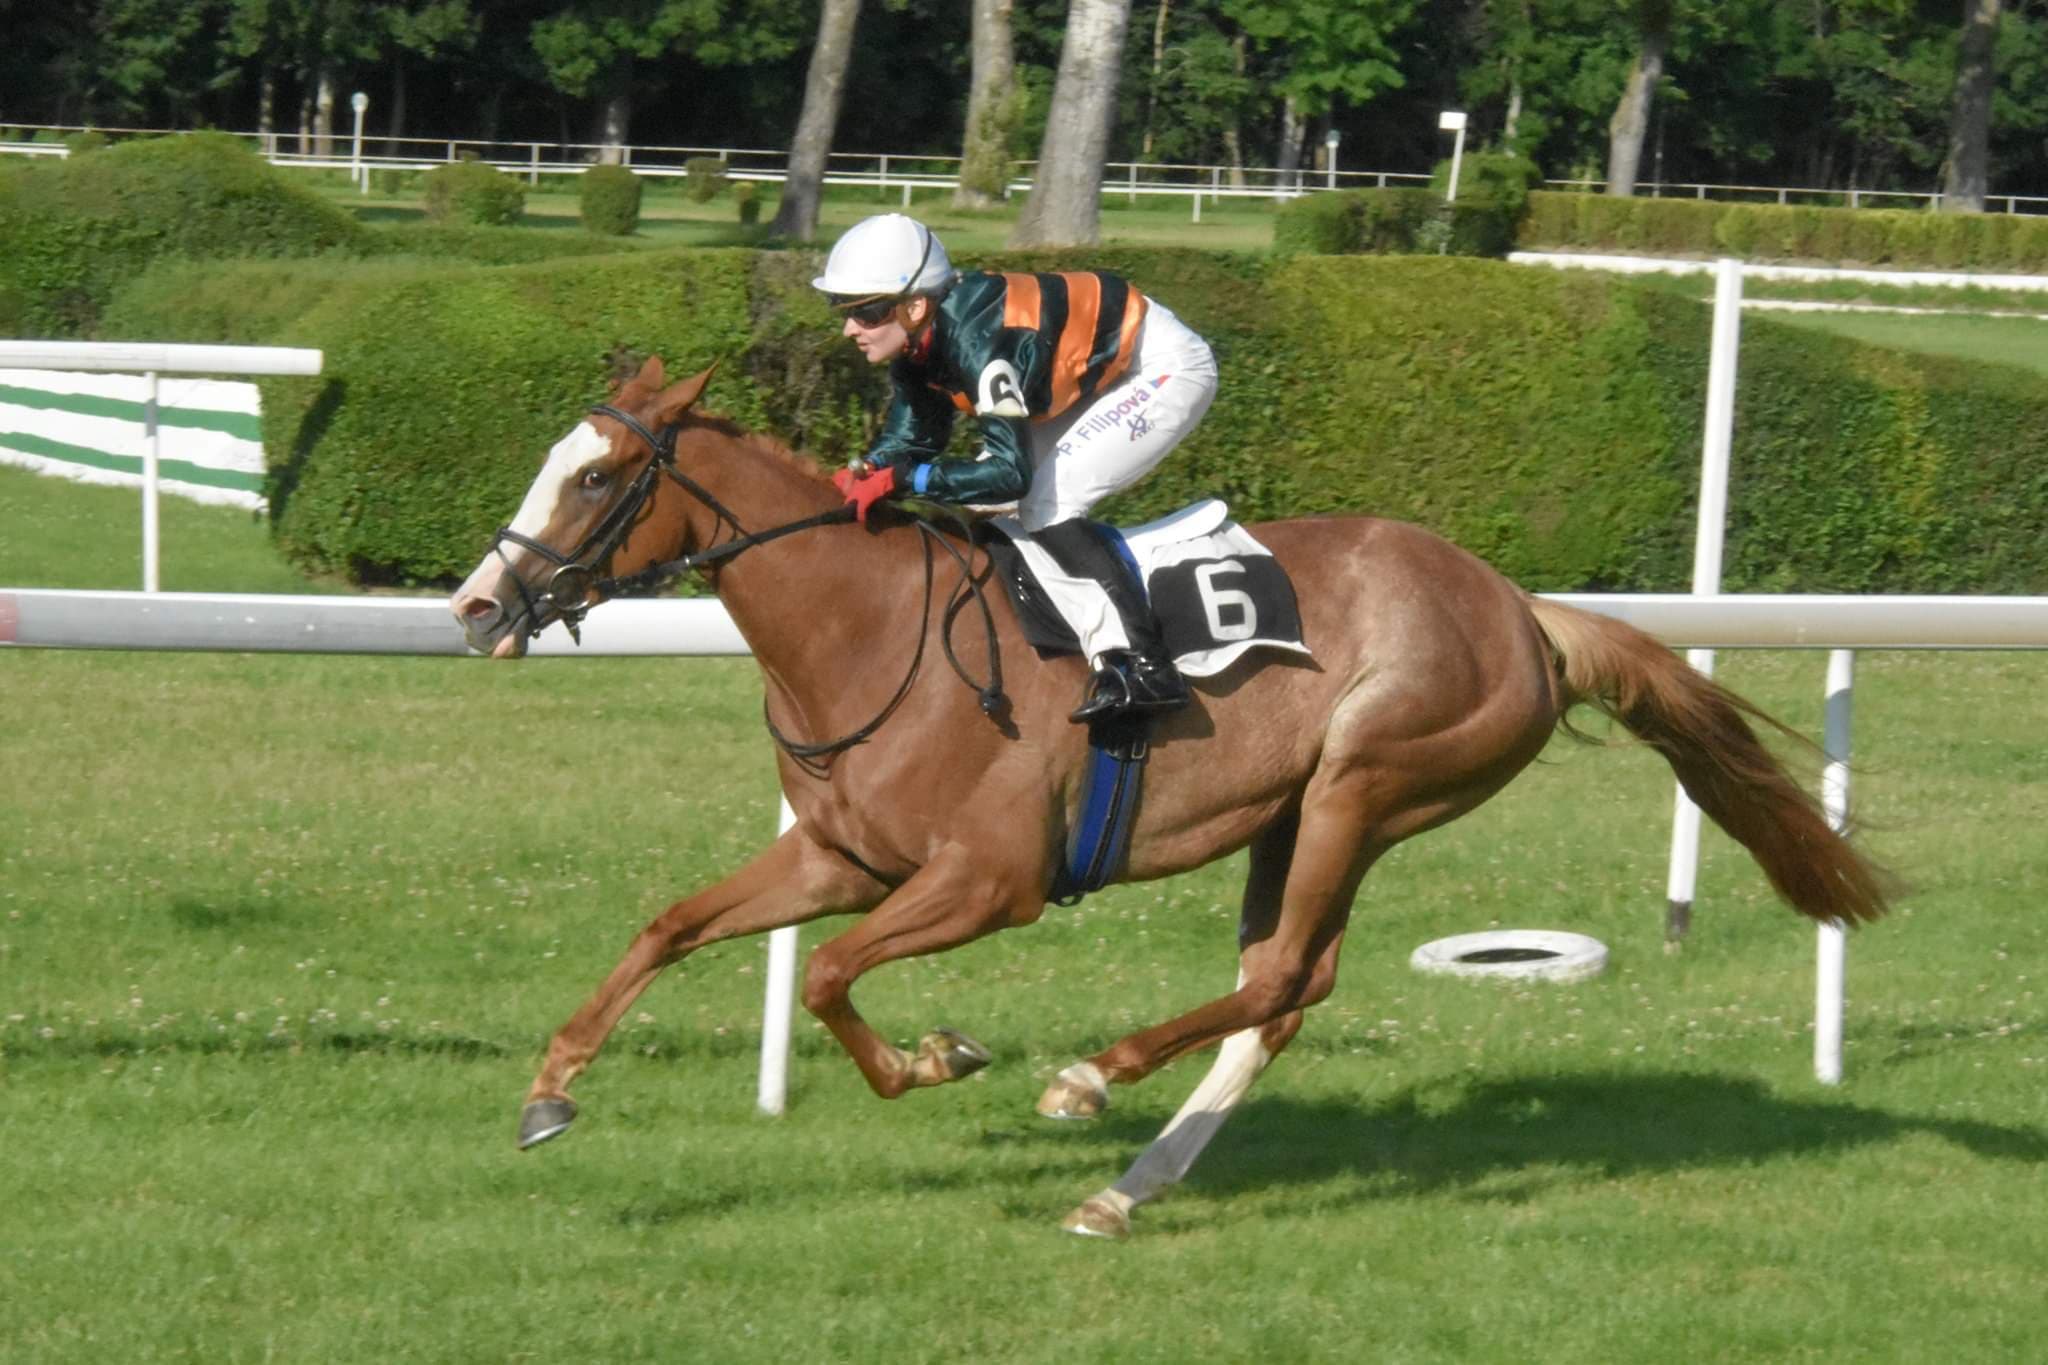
top-left (483, 402), bottom-right (1006, 763)
top-left (488, 403), bottom-right (849, 645)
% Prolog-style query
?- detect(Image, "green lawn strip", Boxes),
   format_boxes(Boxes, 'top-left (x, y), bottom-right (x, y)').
top-left (2, 644), bottom-right (2041, 1361)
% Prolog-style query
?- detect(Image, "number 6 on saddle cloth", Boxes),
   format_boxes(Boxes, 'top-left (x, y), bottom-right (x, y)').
top-left (979, 499), bottom-right (1312, 901)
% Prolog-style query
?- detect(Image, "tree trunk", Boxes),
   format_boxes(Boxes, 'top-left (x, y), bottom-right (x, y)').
top-left (257, 68), bottom-right (277, 156)
top-left (314, 68), bottom-right (336, 159)
top-left (1140, 0), bottom-right (1171, 160)
top-left (1942, 0), bottom-right (2002, 213)
top-left (771, 0), bottom-right (863, 241)
top-left (593, 53), bottom-right (633, 164)
top-left (1222, 31), bottom-right (1246, 190)
top-left (389, 54), bottom-right (408, 143)
top-left (1010, 0), bottom-right (1134, 247)
top-left (1273, 94), bottom-right (1304, 198)
top-left (1604, 9), bottom-right (1670, 197)
top-left (954, 0), bottom-right (1016, 209)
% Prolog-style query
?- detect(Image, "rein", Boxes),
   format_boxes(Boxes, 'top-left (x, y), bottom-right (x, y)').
top-left (488, 402), bottom-right (1005, 764)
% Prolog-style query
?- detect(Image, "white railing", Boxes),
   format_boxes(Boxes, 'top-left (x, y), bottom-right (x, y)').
top-left (8, 122), bottom-right (2046, 215)
top-left (5, 584), bottom-right (2045, 1107)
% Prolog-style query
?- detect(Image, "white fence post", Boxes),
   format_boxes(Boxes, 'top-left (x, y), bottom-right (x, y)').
top-left (1664, 258), bottom-right (1743, 943)
top-left (757, 800), bottom-right (801, 1116)
top-left (1815, 648), bottom-right (1854, 1083)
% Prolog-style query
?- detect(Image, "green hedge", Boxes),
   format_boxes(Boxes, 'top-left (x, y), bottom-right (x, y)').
top-left (197, 246), bottom-right (2048, 595)
top-left (240, 248), bottom-right (876, 582)
top-left (579, 165), bottom-right (643, 236)
top-left (1274, 188), bottom-right (1525, 260)
top-left (1257, 256), bottom-right (2048, 594)
top-left (1521, 190), bottom-right (2048, 270)
top-left (421, 159), bottom-right (525, 227)
top-left (0, 132), bottom-right (366, 336)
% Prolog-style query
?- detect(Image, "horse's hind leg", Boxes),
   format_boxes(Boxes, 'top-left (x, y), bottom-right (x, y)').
top-left (1051, 785), bottom-right (1382, 1107)
top-left (1041, 815), bottom-right (1330, 1240)
top-left (1061, 1003), bottom-right (1316, 1240)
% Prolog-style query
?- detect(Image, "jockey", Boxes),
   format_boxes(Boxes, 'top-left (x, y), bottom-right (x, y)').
top-left (813, 212), bottom-right (1220, 725)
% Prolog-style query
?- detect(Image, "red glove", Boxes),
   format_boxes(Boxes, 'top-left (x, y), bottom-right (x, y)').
top-left (833, 463), bottom-right (897, 523)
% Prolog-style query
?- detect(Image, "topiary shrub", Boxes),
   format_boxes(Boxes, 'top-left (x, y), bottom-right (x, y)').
top-left (1272, 191), bottom-right (1361, 255)
top-left (421, 157), bottom-right (526, 227)
top-left (735, 181), bottom-right (762, 226)
top-left (0, 131), bottom-right (365, 336)
top-left (683, 156), bottom-right (728, 203)
top-left (579, 164), bottom-right (642, 236)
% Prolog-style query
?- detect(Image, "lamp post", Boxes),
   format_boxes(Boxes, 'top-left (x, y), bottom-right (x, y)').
top-left (1325, 128), bottom-right (1340, 190)
top-left (350, 91), bottom-right (369, 194)
top-left (1438, 110), bottom-right (1468, 203)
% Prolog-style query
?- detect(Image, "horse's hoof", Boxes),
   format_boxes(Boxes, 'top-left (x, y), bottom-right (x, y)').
top-left (913, 1028), bottom-right (993, 1085)
top-left (1035, 1062), bottom-right (1108, 1120)
top-left (518, 1097), bottom-right (578, 1150)
top-left (1060, 1196), bottom-right (1131, 1241)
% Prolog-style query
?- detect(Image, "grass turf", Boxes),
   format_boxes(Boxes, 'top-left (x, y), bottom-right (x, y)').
top-left (4, 448), bottom-right (2046, 1361)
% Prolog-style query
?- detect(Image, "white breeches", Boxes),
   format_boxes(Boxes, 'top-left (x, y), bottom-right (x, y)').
top-left (1017, 301), bottom-right (1219, 533)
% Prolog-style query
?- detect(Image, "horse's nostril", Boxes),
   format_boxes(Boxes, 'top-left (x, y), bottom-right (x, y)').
top-left (455, 594), bottom-right (503, 628)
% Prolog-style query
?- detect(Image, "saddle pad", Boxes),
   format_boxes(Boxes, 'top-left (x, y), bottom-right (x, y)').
top-left (982, 499), bottom-right (1311, 678)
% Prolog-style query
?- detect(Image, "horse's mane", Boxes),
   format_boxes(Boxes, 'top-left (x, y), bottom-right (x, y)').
top-left (675, 408), bottom-right (979, 544)
top-left (674, 409), bottom-right (833, 485)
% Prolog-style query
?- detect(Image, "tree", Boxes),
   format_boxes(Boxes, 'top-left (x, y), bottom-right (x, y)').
top-left (530, 1), bottom-right (804, 157)
top-left (768, 0), bottom-right (862, 242)
top-left (1227, 0), bottom-right (1417, 184)
top-left (1943, 0), bottom-right (2003, 210)
top-left (379, 1), bottom-right (477, 142)
top-left (1010, 0), bottom-right (1133, 247)
top-left (954, 0), bottom-right (1018, 208)
top-left (1604, 0), bottom-right (1672, 195)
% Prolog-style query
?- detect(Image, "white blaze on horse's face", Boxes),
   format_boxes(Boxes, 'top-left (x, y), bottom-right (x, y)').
top-left (449, 420), bottom-right (623, 659)
top-left (507, 421), bottom-right (614, 546)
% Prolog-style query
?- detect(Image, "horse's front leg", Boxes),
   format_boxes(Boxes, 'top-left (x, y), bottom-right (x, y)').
top-left (518, 827), bottom-right (887, 1149)
top-left (800, 841), bottom-right (1045, 1099)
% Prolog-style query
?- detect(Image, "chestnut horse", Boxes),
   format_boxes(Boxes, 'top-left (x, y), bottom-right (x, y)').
top-left (451, 357), bottom-right (1887, 1239)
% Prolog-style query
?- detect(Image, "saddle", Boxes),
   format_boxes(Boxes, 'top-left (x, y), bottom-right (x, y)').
top-left (977, 500), bottom-right (1312, 903)
top-left (978, 499), bottom-right (1310, 675)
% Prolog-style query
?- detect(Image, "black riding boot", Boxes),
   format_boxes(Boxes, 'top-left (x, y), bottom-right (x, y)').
top-left (1033, 518), bottom-right (1190, 724)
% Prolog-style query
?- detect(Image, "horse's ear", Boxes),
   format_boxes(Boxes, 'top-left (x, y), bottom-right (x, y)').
top-left (635, 355), bottom-right (667, 389)
top-left (654, 361), bottom-right (719, 423)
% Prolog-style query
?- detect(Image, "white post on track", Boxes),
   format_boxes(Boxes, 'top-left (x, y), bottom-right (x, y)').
top-left (142, 371), bottom-right (161, 593)
top-left (1664, 257), bottom-right (1743, 943)
top-left (756, 798), bottom-right (801, 1116)
top-left (1815, 648), bottom-right (1854, 1084)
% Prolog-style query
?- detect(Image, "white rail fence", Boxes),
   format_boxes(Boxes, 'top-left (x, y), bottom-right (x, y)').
top-left (7, 585), bottom-right (2047, 1106)
top-left (9, 123), bottom-right (2048, 215)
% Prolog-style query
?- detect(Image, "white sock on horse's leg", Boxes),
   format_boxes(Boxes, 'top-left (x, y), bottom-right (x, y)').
top-left (1094, 1025), bottom-right (1275, 1219)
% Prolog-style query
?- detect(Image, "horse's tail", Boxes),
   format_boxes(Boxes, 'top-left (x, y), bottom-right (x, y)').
top-left (1525, 596), bottom-right (1889, 927)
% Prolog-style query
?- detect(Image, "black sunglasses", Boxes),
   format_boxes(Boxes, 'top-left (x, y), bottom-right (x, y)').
top-left (832, 295), bottom-right (900, 326)
top-left (829, 225), bottom-right (937, 328)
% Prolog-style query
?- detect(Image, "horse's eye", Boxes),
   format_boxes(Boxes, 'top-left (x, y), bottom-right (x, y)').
top-left (580, 468), bottom-right (608, 491)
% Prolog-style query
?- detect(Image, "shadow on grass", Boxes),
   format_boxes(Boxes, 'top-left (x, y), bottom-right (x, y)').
top-left (1184, 1071), bottom-right (2048, 1208)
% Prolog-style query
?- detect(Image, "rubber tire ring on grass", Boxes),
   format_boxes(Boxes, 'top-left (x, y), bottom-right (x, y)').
top-left (1409, 929), bottom-right (1609, 983)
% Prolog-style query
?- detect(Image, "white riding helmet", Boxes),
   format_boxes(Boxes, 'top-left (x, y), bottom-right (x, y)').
top-left (811, 214), bottom-right (955, 301)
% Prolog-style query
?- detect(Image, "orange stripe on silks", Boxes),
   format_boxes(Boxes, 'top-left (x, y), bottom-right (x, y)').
top-left (1002, 273), bottom-right (1041, 330)
top-left (1050, 272), bottom-right (1102, 415)
top-left (1109, 289), bottom-right (1147, 388)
